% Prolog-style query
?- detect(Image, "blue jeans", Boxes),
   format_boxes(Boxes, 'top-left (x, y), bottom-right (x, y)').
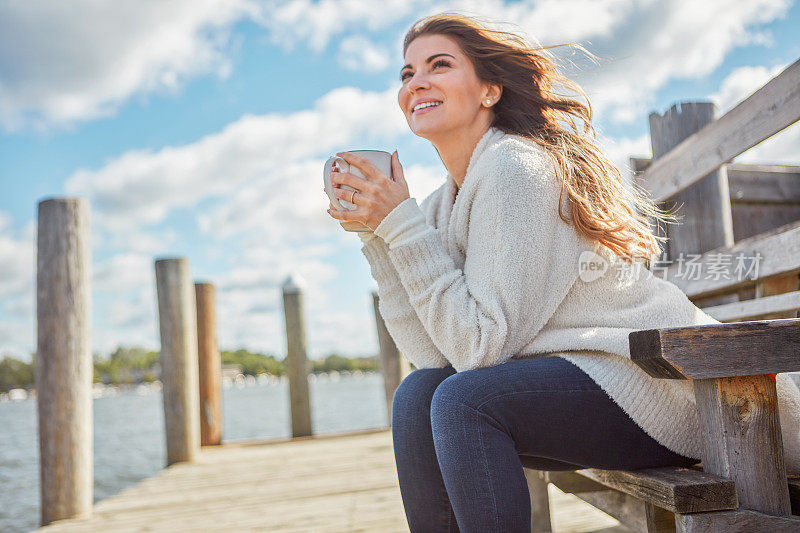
top-left (391, 356), bottom-right (699, 532)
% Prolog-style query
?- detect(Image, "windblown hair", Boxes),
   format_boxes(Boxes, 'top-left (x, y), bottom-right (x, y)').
top-left (403, 13), bottom-right (679, 264)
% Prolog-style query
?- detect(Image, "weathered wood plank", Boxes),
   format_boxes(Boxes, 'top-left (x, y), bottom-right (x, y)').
top-left (694, 375), bottom-right (791, 516)
top-left (629, 319), bottom-right (800, 379)
top-left (631, 161), bottom-right (800, 205)
top-left (727, 164), bottom-right (800, 204)
top-left (702, 290), bottom-right (800, 322)
top-left (637, 59), bottom-right (800, 202)
top-left (675, 508), bottom-right (800, 532)
top-left (575, 467), bottom-right (737, 514)
top-left (755, 274), bottom-right (800, 320)
top-left (665, 220), bottom-right (800, 300)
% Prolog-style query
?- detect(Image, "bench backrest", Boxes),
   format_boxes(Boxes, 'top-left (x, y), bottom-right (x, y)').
top-left (630, 59), bottom-right (800, 323)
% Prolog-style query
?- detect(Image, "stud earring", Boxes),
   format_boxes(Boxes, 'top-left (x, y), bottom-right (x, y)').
top-left (485, 99), bottom-right (491, 105)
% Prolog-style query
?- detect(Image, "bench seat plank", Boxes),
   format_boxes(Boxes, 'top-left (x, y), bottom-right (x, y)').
top-left (540, 467), bottom-right (737, 514)
top-left (576, 467), bottom-right (737, 514)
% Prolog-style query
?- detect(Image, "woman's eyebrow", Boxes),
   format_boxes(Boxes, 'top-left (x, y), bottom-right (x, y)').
top-left (400, 53), bottom-right (456, 75)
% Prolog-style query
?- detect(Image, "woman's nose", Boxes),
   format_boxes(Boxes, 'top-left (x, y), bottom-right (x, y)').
top-left (407, 71), bottom-right (430, 92)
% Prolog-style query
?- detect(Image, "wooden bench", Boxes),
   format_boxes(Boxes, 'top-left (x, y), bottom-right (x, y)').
top-left (523, 58), bottom-right (800, 532)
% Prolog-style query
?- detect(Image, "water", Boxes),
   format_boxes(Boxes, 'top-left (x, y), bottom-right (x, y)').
top-left (0, 372), bottom-right (389, 533)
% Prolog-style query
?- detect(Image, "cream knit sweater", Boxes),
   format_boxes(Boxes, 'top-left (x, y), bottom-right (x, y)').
top-left (359, 126), bottom-right (800, 473)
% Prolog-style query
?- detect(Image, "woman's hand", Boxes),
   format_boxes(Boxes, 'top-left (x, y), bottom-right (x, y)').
top-left (326, 150), bottom-right (410, 232)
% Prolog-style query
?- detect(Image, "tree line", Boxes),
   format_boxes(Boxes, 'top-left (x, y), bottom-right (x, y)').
top-left (0, 347), bottom-right (380, 393)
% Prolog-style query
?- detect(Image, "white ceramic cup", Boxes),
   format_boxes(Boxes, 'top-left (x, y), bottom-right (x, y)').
top-left (323, 149), bottom-right (393, 233)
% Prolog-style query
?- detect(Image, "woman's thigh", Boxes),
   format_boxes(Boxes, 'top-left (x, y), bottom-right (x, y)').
top-left (430, 356), bottom-right (698, 470)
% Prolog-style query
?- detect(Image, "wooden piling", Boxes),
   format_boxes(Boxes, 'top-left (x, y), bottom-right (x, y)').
top-left (281, 274), bottom-right (312, 437)
top-left (649, 102), bottom-right (735, 263)
top-left (195, 282), bottom-right (223, 446)
top-left (649, 102), bottom-right (737, 307)
top-left (155, 258), bottom-right (201, 465)
top-left (36, 198), bottom-right (93, 526)
top-left (371, 291), bottom-right (407, 424)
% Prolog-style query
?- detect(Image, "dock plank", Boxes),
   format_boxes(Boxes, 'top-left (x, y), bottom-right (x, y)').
top-left (35, 428), bottom-right (629, 532)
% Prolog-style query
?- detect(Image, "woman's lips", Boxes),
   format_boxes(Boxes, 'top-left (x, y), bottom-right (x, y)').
top-left (413, 102), bottom-right (442, 116)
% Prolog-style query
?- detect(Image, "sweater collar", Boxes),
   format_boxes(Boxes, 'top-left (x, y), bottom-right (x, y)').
top-left (446, 125), bottom-right (506, 200)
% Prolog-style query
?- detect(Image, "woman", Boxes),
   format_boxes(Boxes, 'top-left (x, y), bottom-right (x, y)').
top-left (325, 13), bottom-right (800, 532)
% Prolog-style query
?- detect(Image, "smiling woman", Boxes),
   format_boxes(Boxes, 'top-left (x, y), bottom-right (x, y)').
top-left (334, 11), bottom-right (800, 533)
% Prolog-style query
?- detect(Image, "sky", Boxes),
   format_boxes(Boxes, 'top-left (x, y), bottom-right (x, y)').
top-left (1, 0), bottom-right (799, 363)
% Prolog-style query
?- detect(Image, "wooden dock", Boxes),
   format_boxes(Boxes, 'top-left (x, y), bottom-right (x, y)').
top-left (35, 427), bottom-right (627, 532)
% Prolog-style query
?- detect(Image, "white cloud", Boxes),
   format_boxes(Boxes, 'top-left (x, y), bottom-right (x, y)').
top-left (0, 212), bottom-right (35, 360)
top-left (571, 0), bottom-right (791, 123)
top-left (2, 0), bottom-right (788, 132)
top-left (248, 0), bottom-right (790, 123)
top-left (252, 0), bottom-right (416, 53)
top-left (337, 36), bottom-right (392, 72)
top-left (0, 212), bottom-right (34, 301)
top-left (0, 0), bottom-right (254, 132)
top-left (65, 84), bottom-right (407, 233)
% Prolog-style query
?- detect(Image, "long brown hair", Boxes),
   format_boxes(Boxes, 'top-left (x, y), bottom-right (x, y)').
top-left (403, 13), bottom-right (678, 264)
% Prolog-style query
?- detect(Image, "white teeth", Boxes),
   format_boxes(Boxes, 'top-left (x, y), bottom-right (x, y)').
top-left (413, 101), bottom-right (442, 112)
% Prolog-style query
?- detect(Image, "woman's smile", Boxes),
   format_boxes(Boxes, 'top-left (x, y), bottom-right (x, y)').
top-left (413, 102), bottom-right (443, 115)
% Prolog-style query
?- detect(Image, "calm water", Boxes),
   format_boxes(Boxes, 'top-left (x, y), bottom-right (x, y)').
top-left (0, 372), bottom-right (389, 533)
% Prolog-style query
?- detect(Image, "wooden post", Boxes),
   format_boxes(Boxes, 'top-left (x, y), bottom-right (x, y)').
top-left (649, 102), bottom-right (736, 306)
top-left (281, 274), bottom-right (312, 437)
top-left (371, 291), bottom-right (407, 424)
top-left (155, 258), bottom-right (201, 465)
top-left (525, 470), bottom-right (552, 533)
top-left (195, 282), bottom-right (223, 446)
top-left (693, 375), bottom-right (791, 516)
top-left (36, 198), bottom-right (92, 526)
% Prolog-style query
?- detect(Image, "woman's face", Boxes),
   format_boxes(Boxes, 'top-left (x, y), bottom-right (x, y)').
top-left (398, 34), bottom-right (495, 140)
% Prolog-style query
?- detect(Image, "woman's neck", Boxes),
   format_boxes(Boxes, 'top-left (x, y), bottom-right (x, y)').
top-left (433, 119), bottom-right (493, 189)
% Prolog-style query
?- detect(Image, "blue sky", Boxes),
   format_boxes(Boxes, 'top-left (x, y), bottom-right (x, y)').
top-left (1, 0), bottom-right (799, 362)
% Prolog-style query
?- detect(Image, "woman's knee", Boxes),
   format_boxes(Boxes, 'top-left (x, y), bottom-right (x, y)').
top-left (429, 372), bottom-right (482, 430)
top-left (391, 367), bottom-right (454, 427)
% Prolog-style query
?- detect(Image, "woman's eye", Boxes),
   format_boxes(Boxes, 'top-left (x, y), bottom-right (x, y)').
top-left (400, 60), bottom-right (451, 81)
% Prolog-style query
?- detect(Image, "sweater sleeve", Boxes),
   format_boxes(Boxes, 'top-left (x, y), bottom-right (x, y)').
top-left (358, 229), bottom-right (451, 370)
top-left (374, 144), bottom-right (594, 372)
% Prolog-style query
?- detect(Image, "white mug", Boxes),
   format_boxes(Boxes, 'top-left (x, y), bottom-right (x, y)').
top-left (323, 149), bottom-right (393, 233)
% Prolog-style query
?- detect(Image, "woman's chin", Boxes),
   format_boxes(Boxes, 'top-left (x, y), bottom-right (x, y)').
top-left (411, 120), bottom-right (446, 139)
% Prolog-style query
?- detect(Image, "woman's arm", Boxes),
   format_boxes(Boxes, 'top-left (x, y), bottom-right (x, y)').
top-left (359, 231), bottom-right (450, 369)
top-left (374, 142), bottom-right (595, 372)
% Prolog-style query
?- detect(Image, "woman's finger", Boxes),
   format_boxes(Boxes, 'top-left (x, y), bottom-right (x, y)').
top-left (331, 171), bottom-right (375, 195)
top-left (336, 152), bottom-right (384, 181)
top-left (332, 186), bottom-right (360, 205)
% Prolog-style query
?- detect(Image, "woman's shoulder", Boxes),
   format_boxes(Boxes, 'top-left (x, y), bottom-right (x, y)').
top-left (471, 129), bottom-right (558, 190)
